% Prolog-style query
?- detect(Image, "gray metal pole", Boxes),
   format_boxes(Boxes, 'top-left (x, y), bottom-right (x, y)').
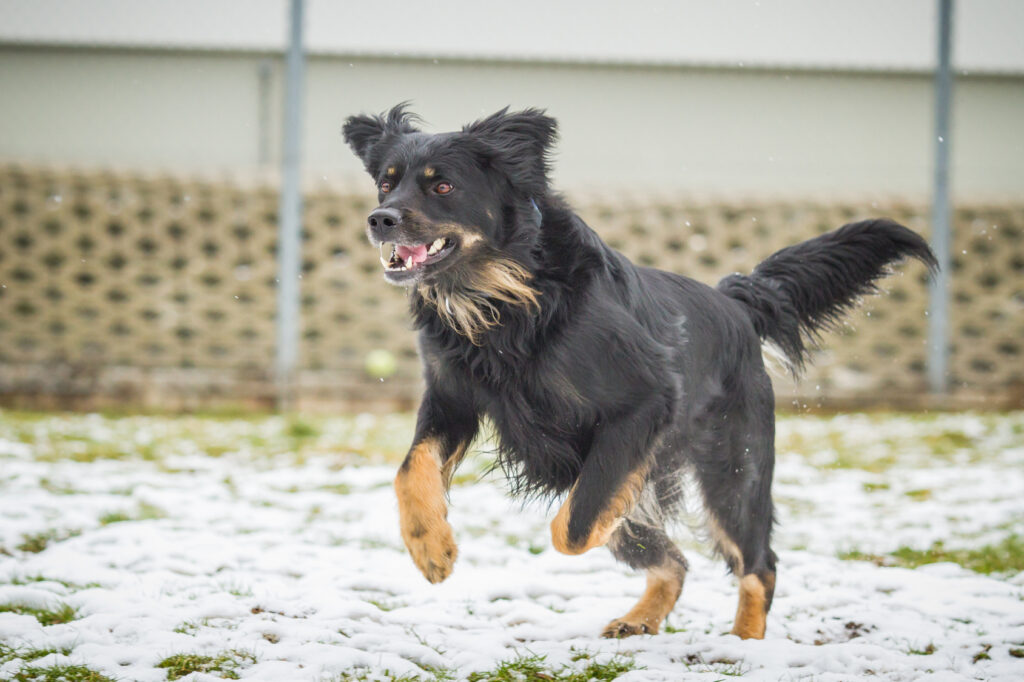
top-left (928, 0), bottom-right (953, 395)
top-left (275, 0), bottom-right (305, 410)
top-left (257, 60), bottom-right (273, 167)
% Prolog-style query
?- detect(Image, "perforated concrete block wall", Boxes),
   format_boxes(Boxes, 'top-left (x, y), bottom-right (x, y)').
top-left (0, 164), bottom-right (1021, 409)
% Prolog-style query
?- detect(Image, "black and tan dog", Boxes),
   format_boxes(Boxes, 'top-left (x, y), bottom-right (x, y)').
top-left (342, 105), bottom-right (936, 639)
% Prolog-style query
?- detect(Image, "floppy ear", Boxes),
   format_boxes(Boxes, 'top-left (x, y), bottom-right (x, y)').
top-left (463, 107), bottom-right (558, 196)
top-left (342, 103), bottom-right (421, 176)
top-left (342, 115), bottom-right (386, 163)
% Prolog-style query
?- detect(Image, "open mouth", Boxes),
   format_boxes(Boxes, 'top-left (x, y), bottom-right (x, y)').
top-left (379, 237), bottom-right (457, 278)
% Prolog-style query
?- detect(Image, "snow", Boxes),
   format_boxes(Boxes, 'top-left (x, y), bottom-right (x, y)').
top-left (1, 412), bottom-right (1023, 681)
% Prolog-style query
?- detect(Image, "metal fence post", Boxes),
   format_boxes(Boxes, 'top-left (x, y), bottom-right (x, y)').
top-left (928, 0), bottom-right (953, 395)
top-left (275, 0), bottom-right (305, 410)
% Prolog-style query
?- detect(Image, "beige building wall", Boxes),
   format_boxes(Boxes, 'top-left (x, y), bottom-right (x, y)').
top-left (1, 48), bottom-right (1023, 200)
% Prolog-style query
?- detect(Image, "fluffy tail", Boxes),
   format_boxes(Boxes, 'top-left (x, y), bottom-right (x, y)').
top-left (717, 218), bottom-right (938, 373)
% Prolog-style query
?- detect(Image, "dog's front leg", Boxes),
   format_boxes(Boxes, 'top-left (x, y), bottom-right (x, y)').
top-left (395, 390), bottom-right (477, 583)
top-left (550, 404), bottom-right (662, 555)
top-left (395, 437), bottom-right (459, 583)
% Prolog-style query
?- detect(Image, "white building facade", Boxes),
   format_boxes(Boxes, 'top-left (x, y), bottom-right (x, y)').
top-left (0, 0), bottom-right (1022, 199)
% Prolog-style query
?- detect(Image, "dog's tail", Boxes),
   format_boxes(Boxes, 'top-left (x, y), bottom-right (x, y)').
top-left (717, 218), bottom-right (938, 373)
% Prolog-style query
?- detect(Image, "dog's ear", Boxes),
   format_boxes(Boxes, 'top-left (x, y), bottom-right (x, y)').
top-left (463, 107), bottom-right (558, 196)
top-left (342, 103), bottom-right (421, 176)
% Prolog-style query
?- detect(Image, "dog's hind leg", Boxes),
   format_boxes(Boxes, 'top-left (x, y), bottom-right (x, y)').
top-left (685, 371), bottom-right (778, 639)
top-left (697, 411), bottom-right (778, 639)
top-left (705, 508), bottom-right (777, 639)
top-left (602, 518), bottom-right (688, 638)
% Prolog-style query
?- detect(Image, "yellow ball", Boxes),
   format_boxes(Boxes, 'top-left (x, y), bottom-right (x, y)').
top-left (364, 349), bottom-right (398, 378)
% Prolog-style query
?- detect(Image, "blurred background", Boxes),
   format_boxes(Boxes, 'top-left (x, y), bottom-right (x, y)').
top-left (0, 0), bottom-right (1021, 412)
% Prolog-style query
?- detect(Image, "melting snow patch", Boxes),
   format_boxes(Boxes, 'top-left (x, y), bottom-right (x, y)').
top-left (0, 412), bottom-right (1022, 680)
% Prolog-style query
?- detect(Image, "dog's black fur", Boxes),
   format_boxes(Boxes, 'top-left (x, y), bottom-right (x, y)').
top-left (342, 105), bottom-right (937, 639)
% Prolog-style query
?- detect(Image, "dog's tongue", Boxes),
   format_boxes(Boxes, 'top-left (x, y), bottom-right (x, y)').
top-left (397, 243), bottom-right (428, 268)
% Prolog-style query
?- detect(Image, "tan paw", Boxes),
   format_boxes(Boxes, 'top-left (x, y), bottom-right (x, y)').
top-left (403, 519), bottom-right (458, 584)
top-left (731, 574), bottom-right (767, 639)
top-left (730, 622), bottom-right (765, 640)
top-left (601, 618), bottom-right (657, 638)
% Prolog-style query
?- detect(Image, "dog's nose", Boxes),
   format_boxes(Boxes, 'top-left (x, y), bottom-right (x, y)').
top-left (367, 207), bottom-right (402, 235)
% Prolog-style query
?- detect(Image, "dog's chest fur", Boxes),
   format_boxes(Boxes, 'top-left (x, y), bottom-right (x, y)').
top-left (446, 337), bottom-right (592, 495)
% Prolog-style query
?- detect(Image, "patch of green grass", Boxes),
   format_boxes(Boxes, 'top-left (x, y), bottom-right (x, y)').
top-left (415, 666), bottom-right (455, 682)
top-left (466, 652), bottom-right (637, 681)
top-left (10, 664), bottom-right (116, 682)
top-left (774, 412), bottom-right (1018, 470)
top-left (97, 511), bottom-right (133, 525)
top-left (317, 483), bottom-right (353, 494)
top-left (367, 598), bottom-right (398, 612)
top-left (678, 653), bottom-right (749, 677)
top-left (449, 472), bottom-right (477, 487)
top-left (330, 670), bottom-right (444, 682)
top-left (98, 502), bottom-right (165, 526)
top-left (829, 452), bottom-right (899, 473)
top-left (904, 488), bottom-right (933, 501)
top-left (5, 575), bottom-right (55, 585)
top-left (0, 642), bottom-right (75, 667)
top-left (972, 644), bottom-right (993, 663)
top-left (0, 602), bottom-right (78, 626)
top-left (906, 643), bottom-right (937, 655)
top-left (776, 426), bottom-right (898, 472)
top-left (173, 620), bottom-right (203, 635)
top-left (921, 429), bottom-right (973, 456)
top-left (22, 647), bottom-right (74, 663)
top-left (1, 642), bottom-right (20, 664)
top-left (569, 658), bottom-right (637, 681)
top-left (839, 535), bottom-right (1024, 574)
top-left (467, 654), bottom-right (550, 682)
top-left (286, 418), bottom-right (319, 440)
top-left (38, 478), bottom-right (83, 495)
top-left (3, 575), bottom-right (100, 590)
top-left (1, 410), bottom-right (420, 467)
top-left (862, 482), bottom-right (890, 492)
top-left (156, 650), bottom-right (257, 680)
top-left (32, 438), bottom-right (155, 463)
top-left (500, 534), bottom-right (546, 555)
top-left (16, 528), bottom-right (81, 553)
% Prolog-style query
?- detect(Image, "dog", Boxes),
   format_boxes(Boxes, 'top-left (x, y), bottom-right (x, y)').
top-left (342, 105), bottom-right (937, 639)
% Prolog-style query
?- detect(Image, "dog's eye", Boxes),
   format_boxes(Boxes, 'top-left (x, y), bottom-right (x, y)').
top-left (380, 181), bottom-right (392, 194)
top-left (434, 182), bottom-right (453, 195)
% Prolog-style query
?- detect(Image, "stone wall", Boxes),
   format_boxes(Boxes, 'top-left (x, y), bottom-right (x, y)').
top-left (1, 164), bottom-right (1021, 410)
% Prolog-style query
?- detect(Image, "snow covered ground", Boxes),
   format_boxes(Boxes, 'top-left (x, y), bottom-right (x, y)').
top-left (1, 411), bottom-right (1022, 681)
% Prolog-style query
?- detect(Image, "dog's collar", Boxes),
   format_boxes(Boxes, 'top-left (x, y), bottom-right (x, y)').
top-left (530, 198), bottom-right (543, 228)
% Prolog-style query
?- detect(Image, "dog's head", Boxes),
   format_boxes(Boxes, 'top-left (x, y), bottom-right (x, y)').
top-left (342, 104), bottom-right (557, 288)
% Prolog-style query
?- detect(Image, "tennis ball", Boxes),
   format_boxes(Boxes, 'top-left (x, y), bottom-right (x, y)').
top-left (364, 349), bottom-right (398, 378)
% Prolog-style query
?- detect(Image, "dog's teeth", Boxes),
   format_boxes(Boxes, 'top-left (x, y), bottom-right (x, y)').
top-left (428, 238), bottom-right (446, 255)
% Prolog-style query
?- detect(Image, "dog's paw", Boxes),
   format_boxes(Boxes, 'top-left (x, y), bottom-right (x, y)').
top-left (601, 618), bottom-right (656, 638)
top-left (403, 520), bottom-right (458, 584)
